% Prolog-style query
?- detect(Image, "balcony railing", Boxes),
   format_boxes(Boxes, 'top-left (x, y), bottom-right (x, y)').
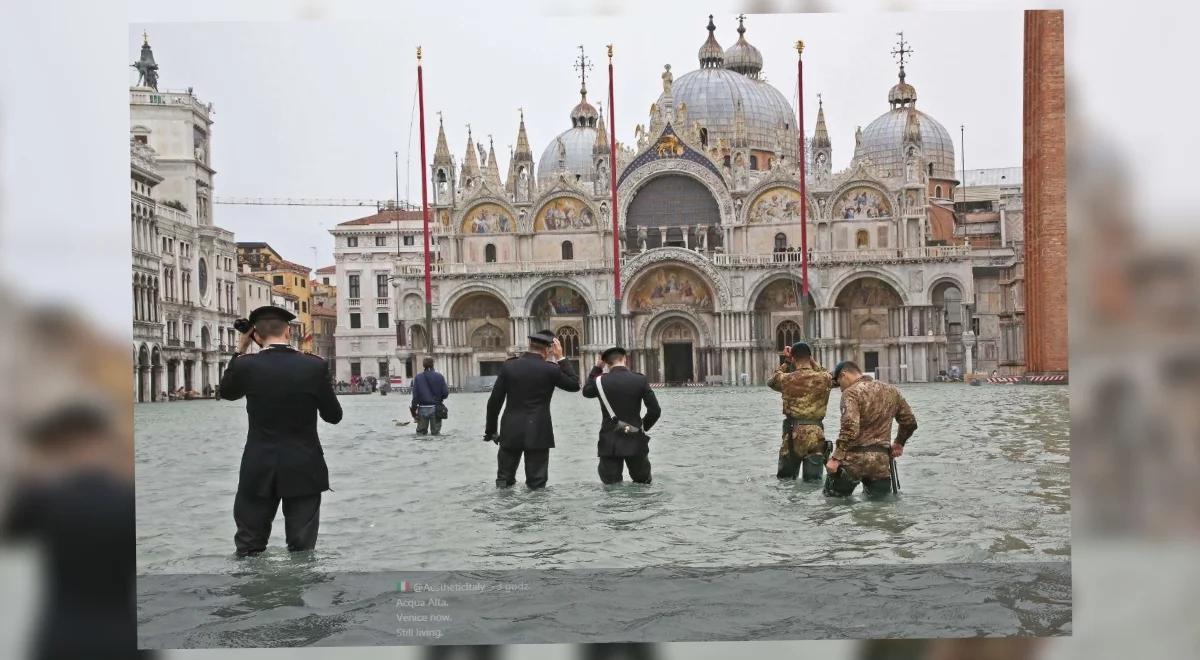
top-left (183, 340), bottom-right (196, 349)
top-left (167, 338), bottom-right (180, 347)
top-left (375, 297), bottom-right (390, 309)
top-left (397, 258), bottom-right (614, 277)
top-left (347, 297), bottom-right (361, 307)
top-left (156, 205), bottom-right (192, 227)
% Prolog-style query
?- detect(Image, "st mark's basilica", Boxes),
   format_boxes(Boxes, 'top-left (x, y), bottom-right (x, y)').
top-left (373, 17), bottom-right (1023, 387)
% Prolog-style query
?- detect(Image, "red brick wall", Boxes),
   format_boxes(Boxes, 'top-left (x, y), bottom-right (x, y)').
top-left (1023, 10), bottom-right (1069, 374)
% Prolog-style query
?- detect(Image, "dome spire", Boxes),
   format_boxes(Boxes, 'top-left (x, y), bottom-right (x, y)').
top-left (570, 46), bottom-right (599, 127)
top-left (433, 112), bottom-right (452, 166)
top-left (888, 31), bottom-right (918, 108)
top-left (725, 13), bottom-right (763, 79)
top-left (594, 101), bottom-right (610, 154)
top-left (514, 107), bottom-right (533, 160)
top-left (698, 15), bottom-right (724, 69)
top-left (484, 135), bottom-right (502, 187)
top-left (460, 124), bottom-right (481, 185)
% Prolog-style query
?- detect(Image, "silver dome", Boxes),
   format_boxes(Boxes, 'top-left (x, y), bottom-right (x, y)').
top-left (537, 126), bottom-right (598, 186)
top-left (671, 67), bottom-right (796, 157)
top-left (859, 107), bottom-right (956, 180)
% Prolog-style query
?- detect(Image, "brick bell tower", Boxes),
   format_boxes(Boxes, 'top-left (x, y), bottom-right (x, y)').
top-left (1022, 10), bottom-right (1069, 379)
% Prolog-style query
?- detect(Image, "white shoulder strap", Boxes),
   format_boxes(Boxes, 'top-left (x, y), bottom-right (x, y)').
top-left (594, 375), bottom-right (618, 421)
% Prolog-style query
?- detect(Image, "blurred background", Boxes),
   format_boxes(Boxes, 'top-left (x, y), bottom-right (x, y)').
top-left (2, 0), bottom-right (1198, 659)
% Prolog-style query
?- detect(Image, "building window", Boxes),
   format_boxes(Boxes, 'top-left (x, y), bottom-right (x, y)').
top-left (749, 154), bottom-right (759, 170)
top-left (774, 232), bottom-right (787, 252)
top-left (378, 312), bottom-right (389, 328)
top-left (877, 226), bottom-right (889, 248)
top-left (556, 326), bottom-right (581, 358)
top-left (347, 236), bottom-right (359, 247)
top-left (350, 362), bottom-right (361, 377)
top-left (273, 275), bottom-right (284, 285)
top-left (855, 230), bottom-right (870, 249)
top-left (561, 240), bottom-right (574, 260)
top-left (348, 274), bottom-right (360, 298)
top-left (375, 235), bottom-right (386, 247)
top-left (776, 320), bottom-right (802, 351)
top-left (403, 235), bottom-right (415, 246)
top-left (485, 244), bottom-right (496, 263)
top-left (322, 277), bottom-right (330, 285)
top-left (376, 273), bottom-right (389, 298)
top-left (471, 323), bottom-right (504, 350)
top-left (935, 185), bottom-right (943, 198)
top-left (302, 301), bottom-right (308, 313)
top-left (349, 312), bottom-right (361, 329)
top-left (699, 127), bottom-right (708, 146)
top-left (378, 361), bottom-right (390, 379)
top-left (927, 162), bottom-right (934, 177)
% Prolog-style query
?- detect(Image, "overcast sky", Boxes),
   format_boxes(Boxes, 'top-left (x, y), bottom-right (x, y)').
top-left (130, 9), bottom-right (1022, 269)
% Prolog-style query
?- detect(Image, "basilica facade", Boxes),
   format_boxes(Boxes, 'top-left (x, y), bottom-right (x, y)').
top-left (382, 18), bottom-right (1021, 387)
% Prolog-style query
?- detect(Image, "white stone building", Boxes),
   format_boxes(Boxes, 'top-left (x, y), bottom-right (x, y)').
top-left (131, 135), bottom-right (165, 401)
top-left (328, 207), bottom-right (433, 382)
top-left (131, 35), bottom-right (239, 397)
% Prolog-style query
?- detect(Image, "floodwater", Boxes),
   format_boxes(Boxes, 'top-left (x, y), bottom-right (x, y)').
top-left (135, 384), bottom-right (1070, 645)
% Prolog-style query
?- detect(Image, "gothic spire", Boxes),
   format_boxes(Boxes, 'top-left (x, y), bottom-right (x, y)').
top-left (460, 124), bottom-right (481, 184)
top-left (594, 102), bottom-right (610, 154)
top-left (514, 108), bottom-right (533, 160)
top-left (812, 95), bottom-right (831, 150)
top-left (484, 135), bottom-right (502, 187)
top-left (433, 112), bottom-right (452, 166)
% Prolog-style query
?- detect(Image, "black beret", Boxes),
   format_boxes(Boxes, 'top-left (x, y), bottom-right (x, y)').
top-left (248, 305), bottom-right (296, 324)
top-left (528, 329), bottom-right (556, 346)
top-left (601, 346), bottom-right (627, 362)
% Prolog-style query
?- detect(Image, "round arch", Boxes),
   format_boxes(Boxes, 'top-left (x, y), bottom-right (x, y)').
top-left (927, 274), bottom-right (971, 302)
top-left (746, 272), bottom-right (825, 312)
top-left (442, 283), bottom-right (514, 318)
top-left (530, 193), bottom-right (600, 233)
top-left (621, 247), bottom-right (731, 310)
top-left (456, 197), bottom-right (520, 236)
top-left (617, 161), bottom-right (734, 230)
top-left (524, 278), bottom-right (596, 318)
top-left (740, 182), bottom-right (819, 226)
top-left (641, 308), bottom-right (714, 350)
top-left (826, 179), bottom-right (895, 221)
top-left (624, 261), bottom-right (720, 315)
top-left (827, 269), bottom-right (910, 307)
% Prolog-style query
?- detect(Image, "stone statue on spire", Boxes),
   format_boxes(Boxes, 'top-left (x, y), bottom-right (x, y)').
top-left (132, 31), bottom-right (159, 91)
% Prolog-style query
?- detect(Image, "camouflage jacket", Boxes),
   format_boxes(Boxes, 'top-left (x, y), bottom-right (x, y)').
top-left (832, 377), bottom-right (917, 461)
top-left (767, 360), bottom-right (832, 423)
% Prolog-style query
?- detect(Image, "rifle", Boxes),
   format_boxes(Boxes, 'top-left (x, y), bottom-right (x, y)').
top-left (889, 452), bottom-right (901, 494)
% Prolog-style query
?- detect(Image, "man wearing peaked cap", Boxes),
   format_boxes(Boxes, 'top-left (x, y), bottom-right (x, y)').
top-left (582, 346), bottom-right (661, 484)
top-left (219, 304), bottom-right (343, 556)
top-left (484, 329), bottom-right (581, 488)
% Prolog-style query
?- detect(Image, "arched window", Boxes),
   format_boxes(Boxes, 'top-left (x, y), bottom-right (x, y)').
top-left (561, 240), bottom-right (574, 260)
top-left (556, 326), bottom-right (581, 358)
top-left (485, 244), bottom-right (497, 263)
top-left (723, 155), bottom-right (731, 168)
top-left (856, 230), bottom-right (870, 249)
top-left (699, 127), bottom-right (708, 146)
top-left (776, 320), bottom-right (802, 351)
top-left (927, 162), bottom-right (934, 177)
top-left (749, 155), bottom-right (759, 170)
top-left (774, 232), bottom-right (787, 252)
top-left (934, 185), bottom-right (943, 198)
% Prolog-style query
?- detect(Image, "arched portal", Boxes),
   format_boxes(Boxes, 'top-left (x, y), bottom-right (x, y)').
top-left (834, 277), bottom-right (904, 377)
top-left (137, 345), bottom-right (150, 403)
top-left (450, 291), bottom-right (511, 377)
top-left (625, 174), bottom-right (722, 251)
top-left (655, 317), bottom-right (699, 384)
top-left (932, 280), bottom-right (966, 375)
top-left (753, 276), bottom-right (817, 343)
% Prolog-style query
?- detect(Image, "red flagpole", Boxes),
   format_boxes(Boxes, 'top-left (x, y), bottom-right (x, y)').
top-left (796, 41), bottom-right (809, 299)
top-left (417, 47), bottom-right (434, 349)
top-left (607, 44), bottom-right (623, 347)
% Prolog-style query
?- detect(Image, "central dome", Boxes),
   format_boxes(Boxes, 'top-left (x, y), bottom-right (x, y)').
top-left (670, 16), bottom-right (796, 158)
top-left (538, 126), bottom-right (598, 186)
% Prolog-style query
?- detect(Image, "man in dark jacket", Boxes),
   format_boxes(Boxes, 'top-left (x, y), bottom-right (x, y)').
top-left (410, 356), bottom-right (449, 435)
top-left (484, 329), bottom-right (580, 489)
top-left (582, 346), bottom-right (661, 484)
top-left (219, 305), bottom-right (343, 556)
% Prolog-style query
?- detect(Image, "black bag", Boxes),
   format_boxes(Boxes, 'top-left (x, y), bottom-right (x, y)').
top-left (436, 403), bottom-right (449, 420)
top-left (596, 376), bottom-right (647, 458)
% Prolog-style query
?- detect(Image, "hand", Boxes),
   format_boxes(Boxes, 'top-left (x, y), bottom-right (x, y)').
top-left (891, 443), bottom-right (904, 458)
top-left (482, 432), bottom-right (497, 444)
top-left (595, 357), bottom-right (607, 371)
top-left (782, 345), bottom-right (793, 362)
top-left (826, 458), bottom-right (840, 473)
top-left (237, 329), bottom-right (256, 353)
top-left (549, 338), bottom-right (564, 361)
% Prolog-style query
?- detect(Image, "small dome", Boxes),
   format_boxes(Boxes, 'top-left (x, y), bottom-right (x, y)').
top-left (538, 126), bottom-right (599, 186)
top-left (570, 95), bottom-right (599, 128)
top-left (888, 81), bottom-right (917, 107)
top-left (724, 16), bottom-right (763, 79)
top-left (697, 15), bottom-right (724, 69)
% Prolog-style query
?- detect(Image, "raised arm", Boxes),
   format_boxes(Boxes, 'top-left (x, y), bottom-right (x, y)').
top-left (581, 364), bottom-right (603, 399)
top-left (767, 362), bottom-right (791, 392)
top-left (219, 355), bottom-right (246, 401)
top-left (315, 361), bottom-right (343, 425)
top-left (641, 381), bottom-right (662, 431)
top-left (555, 358), bottom-right (581, 392)
top-left (485, 370), bottom-right (508, 436)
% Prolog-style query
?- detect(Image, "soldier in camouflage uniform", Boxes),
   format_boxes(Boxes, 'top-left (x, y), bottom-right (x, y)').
top-left (767, 342), bottom-right (833, 481)
top-left (825, 360), bottom-right (917, 498)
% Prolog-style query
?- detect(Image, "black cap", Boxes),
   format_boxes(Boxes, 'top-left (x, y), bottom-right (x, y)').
top-left (832, 360), bottom-right (857, 382)
top-left (528, 329), bottom-right (556, 346)
top-left (248, 304), bottom-right (297, 325)
top-left (601, 346), bottom-right (627, 363)
top-left (789, 341), bottom-right (812, 358)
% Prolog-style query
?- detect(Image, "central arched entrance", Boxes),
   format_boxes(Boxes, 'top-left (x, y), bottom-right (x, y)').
top-left (449, 291), bottom-right (511, 377)
top-left (657, 318), bottom-right (698, 384)
top-left (626, 262), bottom-right (718, 383)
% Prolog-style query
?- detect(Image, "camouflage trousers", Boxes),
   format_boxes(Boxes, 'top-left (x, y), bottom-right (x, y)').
top-left (777, 420), bottom-right (831, 481)
top-left (824, 445), bottom-right (895, 498)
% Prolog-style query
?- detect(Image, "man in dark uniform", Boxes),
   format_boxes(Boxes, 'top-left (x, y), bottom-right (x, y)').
top-left (219, 305), bottom-right (343, 556)
top-left (582, 346), bottom-right (661, 484)
top-left (483, 329), bottom-right (580, 489)
top-left (824, 360), bottom-right (917, 499)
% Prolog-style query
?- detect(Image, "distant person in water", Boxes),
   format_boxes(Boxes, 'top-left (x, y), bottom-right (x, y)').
top-left (410, 357), bottom-right (449, 435)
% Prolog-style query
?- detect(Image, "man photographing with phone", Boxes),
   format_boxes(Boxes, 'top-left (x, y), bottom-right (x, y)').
top-left (220, 305), bottom-right (343, 556)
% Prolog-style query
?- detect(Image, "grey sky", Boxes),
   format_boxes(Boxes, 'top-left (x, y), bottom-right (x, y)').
top-left (130, 9), bottom-right (1022, 270)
